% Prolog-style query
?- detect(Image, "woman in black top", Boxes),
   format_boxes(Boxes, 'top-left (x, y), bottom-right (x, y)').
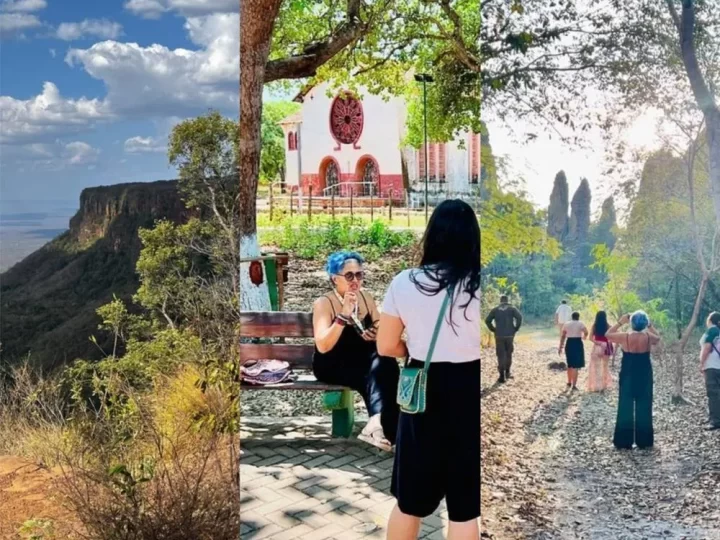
top-left (606, 311), bottom-right (661, 449)
top-left (312, 251), bottom-right (399, 451)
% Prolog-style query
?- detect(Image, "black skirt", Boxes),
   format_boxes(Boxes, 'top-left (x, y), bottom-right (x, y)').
top-left (391, 359), bottom-right (480, 523)
top-left (565, 337), bottom-right (585, 369)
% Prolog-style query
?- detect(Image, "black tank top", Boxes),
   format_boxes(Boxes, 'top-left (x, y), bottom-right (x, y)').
top-left (313, 291), bottom-right (374, 361)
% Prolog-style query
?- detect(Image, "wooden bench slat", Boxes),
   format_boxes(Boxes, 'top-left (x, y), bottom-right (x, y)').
top-left (241, 374), bottom-right (345, 391)
top-left (239, 343), bottom-right (315, 369)
top-left (239, 312), bottom-right (314, 338)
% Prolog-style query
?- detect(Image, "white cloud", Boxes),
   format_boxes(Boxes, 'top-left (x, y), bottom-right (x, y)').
top-left (124, 135), bottom-right (166, 153)
top-left (0, 81), bottom-right (112, 144)
top-left (0, 12), bottom-right (41, 34)
top-left (124, 0), bottom-right (236, 18)
top-left (56, 19), bottom-right (123, 41)
top-left (49, 47), bottom-right (55, 57)
top-left (63, 141), bottom-right (99, 165)
top-left (65, 13), bottom-right (238, 116)
top-left (2, 140), bottom-right (100, 171)
top-left (0, 0), bottom-right (46, 12)
top-left (28, 142), bottom-right (53, 156)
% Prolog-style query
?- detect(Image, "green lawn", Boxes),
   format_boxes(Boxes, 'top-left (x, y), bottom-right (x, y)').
top-left (256, 211), bottom-right (430, 229)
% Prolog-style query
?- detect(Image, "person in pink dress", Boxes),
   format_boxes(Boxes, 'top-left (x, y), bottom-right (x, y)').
top-left (587, 311), bottom-right (614, 393)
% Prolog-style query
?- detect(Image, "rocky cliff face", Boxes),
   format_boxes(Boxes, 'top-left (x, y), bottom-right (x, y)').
top-left (1, 180), bottom-right (190, 369)
top-left (547, 171), bottom-right (569, 240)
top-left (567, 178), bottom-right (591, 246)
top-left (69, 181), bottom-right (189, 247)
top-left (592, 196), bottom-right (618, 251)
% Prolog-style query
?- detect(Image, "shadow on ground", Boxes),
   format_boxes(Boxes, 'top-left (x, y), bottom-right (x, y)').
top-left (239, 417), bottom-right (448, 539)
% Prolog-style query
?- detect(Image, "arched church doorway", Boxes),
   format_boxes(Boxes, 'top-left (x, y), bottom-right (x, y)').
top-left (319, 157), bottom-right (341, 195)
top-left (355, 155), bottom-right (380, 197)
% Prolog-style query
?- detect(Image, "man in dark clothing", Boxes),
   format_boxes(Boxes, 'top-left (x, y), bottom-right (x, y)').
top-left (485, 296), bottom-right (523, 383)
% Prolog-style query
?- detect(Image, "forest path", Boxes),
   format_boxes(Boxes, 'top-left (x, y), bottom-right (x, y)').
top-left (481, 328), bottom-right (720, 539)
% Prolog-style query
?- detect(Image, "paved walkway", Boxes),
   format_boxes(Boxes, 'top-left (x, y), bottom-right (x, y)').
top-left (240, 417), bottom-right (449, 539)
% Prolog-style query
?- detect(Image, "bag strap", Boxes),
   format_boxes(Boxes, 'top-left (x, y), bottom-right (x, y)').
top-left (422, 286), bottom-right (454, 373)
top-left (710, 338), bottom-right (720, 358)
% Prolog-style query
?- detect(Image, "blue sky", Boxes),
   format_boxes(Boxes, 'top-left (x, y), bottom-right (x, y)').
top-left (0, 0), bottom-right (241, 203)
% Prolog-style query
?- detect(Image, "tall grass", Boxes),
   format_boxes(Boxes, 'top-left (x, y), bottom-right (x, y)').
top-left (1, 356), bottom-right (240, 540)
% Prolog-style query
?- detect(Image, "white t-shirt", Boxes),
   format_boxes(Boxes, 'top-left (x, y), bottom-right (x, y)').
top-left (381, 269), bottom-right (481, 363)
top-left (556, 304), bottom-right (572, 324)
top-left (562, 320), bottom-right (587, 338)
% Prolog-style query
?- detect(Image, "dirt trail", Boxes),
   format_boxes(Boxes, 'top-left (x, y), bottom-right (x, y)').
top-left (0, 456), bottom-right (81, 539)
top-left (481, 329), bottom-right (720, 540)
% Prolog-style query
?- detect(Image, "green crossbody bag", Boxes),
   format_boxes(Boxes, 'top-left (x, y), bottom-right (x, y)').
top-left (396, 287), bottom-right (453, 414)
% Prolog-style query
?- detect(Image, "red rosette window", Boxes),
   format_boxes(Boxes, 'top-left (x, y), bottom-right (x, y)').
top-left (329, 93), bottom-right (363, 147)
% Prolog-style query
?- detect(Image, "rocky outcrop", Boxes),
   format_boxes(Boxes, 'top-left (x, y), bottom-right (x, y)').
top-left (1, 180), bottom-right (192, 369)
top-left (591, 196), bottom-right (617, 251)
top-left (567, 178), bottom-right (591, 246)
top-left (69, 181), bottom-right (189, 247)
top-left (547, 171), bottom-right (569, 240)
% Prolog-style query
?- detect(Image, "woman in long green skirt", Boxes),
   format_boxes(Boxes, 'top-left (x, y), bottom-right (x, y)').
top-left (606, 311), bottom-right (661, 449)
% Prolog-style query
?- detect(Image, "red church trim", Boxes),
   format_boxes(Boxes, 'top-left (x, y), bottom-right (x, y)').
top-left (470, 133), bottom-right (479, 183)
top-left (355, 154), bottom-right (381, 195)
top-left (317, 156), bottom-right (343, 193)
top-left (329, 91), bottom-right (364, 151)
top-left (429, 143), bottom-right (437, 180)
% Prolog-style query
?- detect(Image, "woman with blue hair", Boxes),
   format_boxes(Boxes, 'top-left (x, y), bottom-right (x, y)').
top-left (606, 310), bottom-right (661, 449)
top-left (312, 250), bottom-right (399, 451)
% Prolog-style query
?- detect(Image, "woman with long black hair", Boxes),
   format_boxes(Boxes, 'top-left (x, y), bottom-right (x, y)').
top-left (377, 199), bottom-right (481, 540)
top-left (587, 311), bottom-right (613, 393)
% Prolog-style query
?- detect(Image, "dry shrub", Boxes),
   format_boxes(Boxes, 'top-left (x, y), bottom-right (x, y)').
top-left (0, 360), bottom-right (70, 464)
top-left (55, 367), bottom-right (240, 540)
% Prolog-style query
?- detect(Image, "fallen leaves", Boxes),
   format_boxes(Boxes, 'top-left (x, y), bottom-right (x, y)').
top-left (481, 335), bottom-right (720, 539)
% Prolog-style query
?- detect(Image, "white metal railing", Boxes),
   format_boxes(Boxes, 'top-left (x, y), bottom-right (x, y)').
top-left (322, 181), bottom-right (379, 197)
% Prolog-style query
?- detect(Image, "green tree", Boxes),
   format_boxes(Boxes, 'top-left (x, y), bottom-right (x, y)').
top-left (480, 184), bottom-right (561, 265)
top-left (260, 101), bottom-right (301, 185)
top-left (587, 0), bottom-right (720, 226)
top-left (240, 0), bottom-right (482, 308)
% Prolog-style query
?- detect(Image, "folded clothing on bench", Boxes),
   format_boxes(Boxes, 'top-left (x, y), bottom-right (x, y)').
top-left (241, 359), bottom-right (297, 386)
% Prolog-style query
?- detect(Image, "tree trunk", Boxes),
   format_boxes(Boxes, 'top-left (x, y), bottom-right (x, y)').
top-left (672, 272), bottom-right (708, 403)
top-left (675, 1), bottom-right (720, 227)
top-left (707, 110), bottom-right (720, 227)
top-left (238, 0), bottom-right (282, 310)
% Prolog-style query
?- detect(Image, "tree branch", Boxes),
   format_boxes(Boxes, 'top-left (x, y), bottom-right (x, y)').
top-left (264, 0), bottom-right (368, 82)
top-left (675, 0), bottom-right (718, 113)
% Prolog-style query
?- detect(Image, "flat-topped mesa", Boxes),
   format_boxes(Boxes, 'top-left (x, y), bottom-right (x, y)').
top-left (0, 179), bottom-right (201, 370)
top-left (68, 180), bottom-right (189, 246)
top-left (547, 171), bottom-right (570, 241)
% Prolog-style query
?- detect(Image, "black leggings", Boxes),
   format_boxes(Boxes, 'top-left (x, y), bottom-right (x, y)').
top-left (313, 349), bottom-right (400, 443)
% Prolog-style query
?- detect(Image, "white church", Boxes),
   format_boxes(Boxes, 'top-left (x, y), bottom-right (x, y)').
top-left (278, 82), bottom-right (481, 204)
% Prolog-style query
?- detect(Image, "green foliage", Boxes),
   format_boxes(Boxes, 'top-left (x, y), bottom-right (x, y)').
top-left (18, 519), bottom-right (55, 540)
top-left (484, 254), bottom-right (556, 318)
top-left (480, 184), bottom-right (561, 265)
top-left (271, 1), bottom-right (479, 138)
top-left (168, 111), bottom-right (239, 215)
top-left (260, 101), bottom-right (301, 184)
top-left (261, 216), bottom-right (416, 259)
top-left (63, 325), bottom-right (217, 448)
top-left (135, 219), bottom-right (202, 326)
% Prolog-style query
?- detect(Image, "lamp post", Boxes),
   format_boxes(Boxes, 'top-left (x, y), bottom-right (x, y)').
top-left (414, 73), bottom-right (433, 224)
